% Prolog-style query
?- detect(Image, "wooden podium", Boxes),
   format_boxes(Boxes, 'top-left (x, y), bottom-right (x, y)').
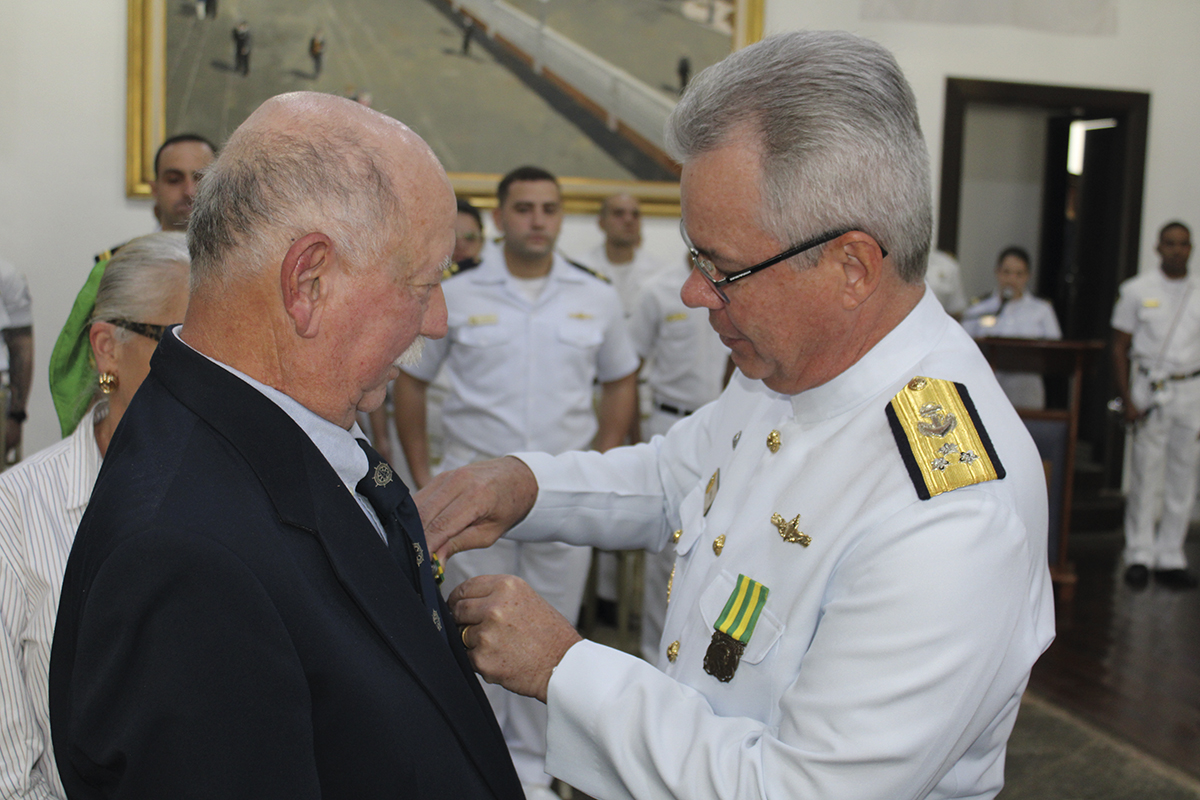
top-left (973, 338), bottom-right (1106, 601)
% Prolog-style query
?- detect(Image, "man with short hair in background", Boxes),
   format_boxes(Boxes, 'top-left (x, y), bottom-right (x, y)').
top-left (582, 192), bottom-right (664, 312)
top-left (395, 165), bottom-right (638, 800)
top-left (49, 91), bottom-right (523, 800)
top-left (1111, 220), bottom-right (1200, 590)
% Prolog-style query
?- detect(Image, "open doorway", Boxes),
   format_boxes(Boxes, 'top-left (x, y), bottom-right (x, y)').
top-left (937, 78), bottom-right (1150, 488)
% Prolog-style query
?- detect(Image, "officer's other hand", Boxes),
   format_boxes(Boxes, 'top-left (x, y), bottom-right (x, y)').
top-left (415, 456), bottom-right (538, 562)
top-left (449, 574), bottom-right (582, 703)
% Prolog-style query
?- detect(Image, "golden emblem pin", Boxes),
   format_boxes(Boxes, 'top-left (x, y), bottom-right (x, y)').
top-left (703, 469), bottom-right (720, 516)
top-left (667, 640), bottom-right (680, 662)
top-left (372, 462), bottom-right (393, 488)
top-left (767, 430), bottom-right (781, 453)
top-left (712, 534), bottom-right (725, 555)
top-left (772, 513), bottom-right (811, 546)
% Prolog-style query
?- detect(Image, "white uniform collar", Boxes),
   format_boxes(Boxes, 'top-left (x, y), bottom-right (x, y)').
top-left (790, 288), bottom-right (947, 426)
top-left (467, 248), bottom-right (584, 285)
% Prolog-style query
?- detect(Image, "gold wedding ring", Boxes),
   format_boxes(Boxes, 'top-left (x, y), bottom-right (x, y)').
top-left (460, 625), bottom-right (472, 649)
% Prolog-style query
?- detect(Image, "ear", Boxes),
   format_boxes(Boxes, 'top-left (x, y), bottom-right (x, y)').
top-left (281, 232), bottom-right (334, 339)
top-left (832, 232), bottom-right (887, 311)
top-left (491, 206), bottom-right (505, 235)
top-left (89, 321), bottom-right (120, 375)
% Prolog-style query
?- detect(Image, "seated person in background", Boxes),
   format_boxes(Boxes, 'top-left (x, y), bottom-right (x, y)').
top-left (962, 246), bottom-right (1061, 408)
top-left (0, 232), bottom-right (190, 800)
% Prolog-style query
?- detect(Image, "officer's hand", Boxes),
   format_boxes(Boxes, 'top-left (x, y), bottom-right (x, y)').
top-left (449, 575), bottom-right (582, 703)
top-left (415, 457), bottom-right (538, 562)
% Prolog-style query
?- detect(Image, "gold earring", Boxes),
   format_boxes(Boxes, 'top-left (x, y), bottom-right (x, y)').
top-left (99, 372), bottom-right (119, 395)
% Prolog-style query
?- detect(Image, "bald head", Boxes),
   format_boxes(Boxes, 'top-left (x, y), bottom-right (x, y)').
top-left (188, 91), bottom-right (447, 289)
top-left (598, 192), bottom-right (641, 251)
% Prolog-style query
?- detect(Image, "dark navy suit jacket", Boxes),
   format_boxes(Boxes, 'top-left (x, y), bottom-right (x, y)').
top-left (49, 329), bottom-right (523, 799)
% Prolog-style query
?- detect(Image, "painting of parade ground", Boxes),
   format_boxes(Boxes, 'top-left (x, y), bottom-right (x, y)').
top-left (166, 0), bottom-right (733, 182)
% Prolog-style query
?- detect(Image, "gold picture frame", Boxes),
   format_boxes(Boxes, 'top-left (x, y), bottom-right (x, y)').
top-left (126, 0), bottom-right (763, 215)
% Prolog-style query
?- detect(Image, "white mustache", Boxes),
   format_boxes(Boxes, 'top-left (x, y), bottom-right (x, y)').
top-left (394, 336), bottom-right (426, 368)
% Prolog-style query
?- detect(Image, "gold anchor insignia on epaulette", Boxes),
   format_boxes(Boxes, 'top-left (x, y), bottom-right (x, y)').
top-left (887, 376), bottom-right (1004, 499)
top-left (771, 513), bottom-right (810, 546)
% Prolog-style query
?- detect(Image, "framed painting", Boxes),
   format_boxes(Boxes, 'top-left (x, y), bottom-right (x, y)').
top-left (126, 0), bottom-right (764, 214)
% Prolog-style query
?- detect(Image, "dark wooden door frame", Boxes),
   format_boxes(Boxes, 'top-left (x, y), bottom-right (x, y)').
top-left (936, 77), bottom-right (1150, 285)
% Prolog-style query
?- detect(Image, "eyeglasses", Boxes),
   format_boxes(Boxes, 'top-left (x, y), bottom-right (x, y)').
top-left (111, 319), bottom-right (173, 342)
top-left (680, 220), bottom-right (887, 303)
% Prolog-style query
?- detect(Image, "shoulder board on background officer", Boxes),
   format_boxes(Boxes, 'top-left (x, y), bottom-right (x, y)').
top-left (94, 241), bottom-right (127, 265)
top-left (565, 258), bottom-right (611, 284)
top-left (885, 376), bottom-right (1005, 500)
top-left (443, 258), bottom-right (480, 280)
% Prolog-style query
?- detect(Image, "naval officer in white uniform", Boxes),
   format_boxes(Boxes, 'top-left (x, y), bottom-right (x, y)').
top-left (420, 31), bottom-right (1055, 800)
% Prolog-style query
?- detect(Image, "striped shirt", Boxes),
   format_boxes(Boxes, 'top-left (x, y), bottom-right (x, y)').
top-left (0, 406), bottom-right (102, 800)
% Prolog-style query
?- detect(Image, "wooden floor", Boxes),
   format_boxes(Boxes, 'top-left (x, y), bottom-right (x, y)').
top-left (1028, 529), bottom-right (1200, 779)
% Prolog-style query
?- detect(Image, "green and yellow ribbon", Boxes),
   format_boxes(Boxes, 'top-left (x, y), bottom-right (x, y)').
top-left (714, 574), bottom-right (769, 644)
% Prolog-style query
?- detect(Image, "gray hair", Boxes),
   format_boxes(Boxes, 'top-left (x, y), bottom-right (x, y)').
top-left (188, 122), bottom-right (402, 289)
top-left (92, 232), bottom-right (190, 340)
top-left (665, 30), bottom-right (932, 283)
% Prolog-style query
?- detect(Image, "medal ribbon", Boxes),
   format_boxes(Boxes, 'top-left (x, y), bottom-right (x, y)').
top-left (714, 574), bottom-right (769, 644)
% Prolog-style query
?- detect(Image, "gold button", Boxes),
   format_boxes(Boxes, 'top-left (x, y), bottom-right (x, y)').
top-left (908, 377), bottom-right (927, 391)
top-left (767, 430), bottom-right (781, 453)
top-left (667, 640), bottom-right (680, 662)
top-left (671, 528), bottom-right (682, 544)
top-left (712, 534), bottom-right (725, 555)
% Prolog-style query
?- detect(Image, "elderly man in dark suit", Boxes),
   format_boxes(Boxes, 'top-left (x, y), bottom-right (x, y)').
top-left (49, 91), bottom-right (523, 800)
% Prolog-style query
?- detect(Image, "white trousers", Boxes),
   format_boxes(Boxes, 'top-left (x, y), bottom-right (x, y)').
top-left (1124, 375), bottom-right (1200, 569)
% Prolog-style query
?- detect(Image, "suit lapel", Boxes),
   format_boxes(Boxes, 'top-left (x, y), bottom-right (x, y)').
top-left (149, 332), bottom-right (519, 798)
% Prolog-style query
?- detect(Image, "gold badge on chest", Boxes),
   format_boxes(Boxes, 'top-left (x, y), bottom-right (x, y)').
top-left (771, 513), bottom-right (810, 546)
top-left (703, 469), bottom-right (720, 516)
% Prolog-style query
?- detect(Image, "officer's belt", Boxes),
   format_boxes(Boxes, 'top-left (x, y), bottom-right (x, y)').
top-left (1137, 364), bottom-right (1200, 390)
top-left (656, 401), bottom-right (694, 417)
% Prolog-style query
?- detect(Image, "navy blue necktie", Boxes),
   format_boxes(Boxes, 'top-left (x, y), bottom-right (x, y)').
top-left (355, 439), bottom-right (445, 634)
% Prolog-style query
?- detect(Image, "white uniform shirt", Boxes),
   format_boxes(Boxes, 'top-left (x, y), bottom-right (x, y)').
top-left (403, 250), bottom-right (639, 464)
top-left (0, 405), bottom-right (103, 800)
top-left (0, 259), bottom-right (33, 373)
top-left (961, 293), bottom-right (1061, 340)
top-left (581, 244), bottom-right (666, 313)
top-left (1111, 270), bottom-right (1200, 375)
top-left (961, 293), bottom-right (1062, 408)
top-left (511, 290), bottom-right (1055, 800)
top-left (627, 267), bottom-right (728, 413)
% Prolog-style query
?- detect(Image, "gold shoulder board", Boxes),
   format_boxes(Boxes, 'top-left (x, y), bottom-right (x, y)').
top-left (886, 376), bottom-right (1005, 500)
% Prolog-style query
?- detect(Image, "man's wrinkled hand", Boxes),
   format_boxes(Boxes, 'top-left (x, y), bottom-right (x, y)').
top-left (415, 456), bottom-right (538, 562)
top-left (449, 575), bottom-right (582, 703)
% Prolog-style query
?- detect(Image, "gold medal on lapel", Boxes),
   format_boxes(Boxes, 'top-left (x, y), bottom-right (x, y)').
top-left (703, 469), bottom-right (720, 516)
top-left (703, 574), bottom-right (769, 683)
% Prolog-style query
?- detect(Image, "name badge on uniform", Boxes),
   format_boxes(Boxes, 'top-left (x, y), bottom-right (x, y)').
top-left (665, 312), bottom-right (688, 322)
top-left (1143, 298), bottom-right (1160, 308)
top-left (979, 314), bottom-right (998, 328)
top-left (467, 314), bottom-right (498, 326)
top-left (568, 312), bottom-right (594, 320)
top-left (703, 574), bottom-right (769, 683)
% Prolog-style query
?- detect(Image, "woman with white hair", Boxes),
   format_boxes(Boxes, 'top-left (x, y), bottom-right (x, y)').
top-left (0, 232), bottom-right (189, 799)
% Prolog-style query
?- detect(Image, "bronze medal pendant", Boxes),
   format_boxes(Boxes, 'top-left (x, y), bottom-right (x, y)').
top-left (703, 574), bottom-right (769, 683)
top-left (703, 630), bottom-right (747, 682)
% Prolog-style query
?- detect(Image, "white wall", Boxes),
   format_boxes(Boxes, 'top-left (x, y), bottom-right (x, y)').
top-left (958, 104), bottom-right (1050, 301)
top-left (0, 1), bottom-right (157, 452)
top-left (5, 0), bottom-right (1199, 452)
top-left (764, 0), bottom-right (1199, 282)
